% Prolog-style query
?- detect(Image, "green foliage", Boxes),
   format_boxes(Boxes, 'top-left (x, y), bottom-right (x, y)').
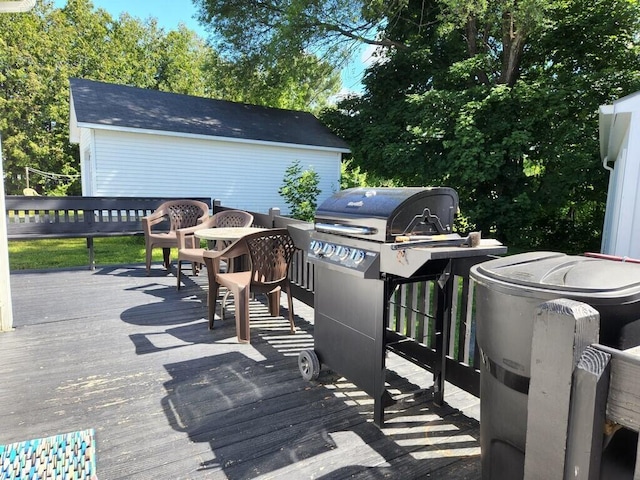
top-left (340, 159), bottom-right (369, 189)
top-left (213, 53), bottom-right (341, 112)
top-left (195, 0), bottom-right (386, 62)
top-left (278, 161), bottom-right (321, 222)
top-left (340, 158), bottom-right (400, 189)
top-left (0, 0), bottom-right (340, 195)
top-left (320, 0), bottom-right (640, 253)
top-left (192, 0), bottom-right (640, 252)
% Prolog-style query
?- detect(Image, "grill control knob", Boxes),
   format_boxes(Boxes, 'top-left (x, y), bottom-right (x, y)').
top-left (351, 249), bottom-right (365, 264)
top-left (322, 243), bottom-right (336, 257)
top-left (338, 246), bottom-right (351, 260)
top-left (311, 240), bottom-right (324, 255)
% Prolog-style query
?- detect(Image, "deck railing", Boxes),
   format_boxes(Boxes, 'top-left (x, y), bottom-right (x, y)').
top-left (386, 259), bottom-right (484, 397)
top-left (214, 201), bottom-right (485, 398)
top-left (523, 298), bottom-right (640, 479)
top-left (2, 196), bottom-right (486, 398)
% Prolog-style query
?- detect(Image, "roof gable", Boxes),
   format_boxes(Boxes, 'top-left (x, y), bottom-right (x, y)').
top-left (69, 77), bottom-right (350, 151)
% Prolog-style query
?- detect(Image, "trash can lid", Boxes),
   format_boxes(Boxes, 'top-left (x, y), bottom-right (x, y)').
top-left (472, 251), bottom-right (640, 295)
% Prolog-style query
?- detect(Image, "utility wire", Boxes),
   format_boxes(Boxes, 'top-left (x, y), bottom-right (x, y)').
top-left (26, 166), bottom-right (80, 181)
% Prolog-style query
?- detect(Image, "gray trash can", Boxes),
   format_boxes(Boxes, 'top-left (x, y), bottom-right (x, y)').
top-left (470, 251), bottom-right (640, 480)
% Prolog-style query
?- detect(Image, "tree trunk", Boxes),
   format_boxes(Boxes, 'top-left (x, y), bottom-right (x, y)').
top-left (499, 11), bottom-right (525, 86)
top-left (465, 17), bottom-right (491, 86)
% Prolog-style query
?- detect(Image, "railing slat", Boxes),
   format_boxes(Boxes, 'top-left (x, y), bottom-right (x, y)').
top-left (524, 299), bottom-right (600, 480)
top-left (565, 345), bottom-right (611, 480)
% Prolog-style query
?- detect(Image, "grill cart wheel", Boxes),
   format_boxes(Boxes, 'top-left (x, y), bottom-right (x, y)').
top-left (298, 349), bottom-right (320, 381)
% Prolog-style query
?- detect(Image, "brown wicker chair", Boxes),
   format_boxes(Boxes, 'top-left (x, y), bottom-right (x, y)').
top-left (202, 228), bottom-right (297, 343)
top-left (176, 210), bottom-right (254, 289)
top-left (143, 199), bottom-right (210, 275)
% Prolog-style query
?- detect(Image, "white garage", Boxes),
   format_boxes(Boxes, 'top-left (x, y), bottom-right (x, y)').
top-left (69, 78), bottom-right (350, 214)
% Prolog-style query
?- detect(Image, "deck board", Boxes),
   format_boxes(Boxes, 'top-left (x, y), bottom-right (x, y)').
top-left (3, 263), bottom-right (481, 479)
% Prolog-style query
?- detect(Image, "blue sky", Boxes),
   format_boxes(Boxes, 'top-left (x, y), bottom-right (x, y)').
top-left (53, 0), bottom-right (368, 95)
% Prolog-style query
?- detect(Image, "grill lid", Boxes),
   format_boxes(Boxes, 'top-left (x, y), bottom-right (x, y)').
top-left (315, 187), bottom-right (459, 243)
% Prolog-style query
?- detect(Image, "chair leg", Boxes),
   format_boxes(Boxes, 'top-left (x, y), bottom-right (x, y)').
top-left (235, 286), bottom-right (250, 343)
top-left (176, 260), bottom-right (182, 290)
top-left (162, 248), bottom-right (171, 269)
top-left (285, 286), bottom-right (295, 334)
top-left (268, 290), bottom-right (281, 317)
top-left (145, 244), bottom-right (153, 276)
top-left (208, 281), bottom-right (219, 330)
top-left (221, 289), bottom-right (232, 320)
top-left (221, 289), bottom-right (227, 321)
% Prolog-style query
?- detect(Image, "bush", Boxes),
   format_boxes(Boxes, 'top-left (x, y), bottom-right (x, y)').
top-left (279, 161), bottom-right (321, 222)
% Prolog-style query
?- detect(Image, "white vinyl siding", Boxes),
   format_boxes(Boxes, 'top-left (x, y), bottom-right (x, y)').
top-left (79, 128), bottom-right (95, 196)
top-left (89, 129), bottom-right (342, 214)
top-left (601, 116), bottom-right (640, 258)
top-left (600, 92), bottom-right (640, 259)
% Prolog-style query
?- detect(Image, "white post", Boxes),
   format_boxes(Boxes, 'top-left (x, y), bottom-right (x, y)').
top-left (0, 0), bottom-right (34, 331)
top-left (0, 134), bottom-right (14, 331)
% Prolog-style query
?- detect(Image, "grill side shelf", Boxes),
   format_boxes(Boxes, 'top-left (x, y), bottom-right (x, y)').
top-left (380, 240), bottom-right (507, 278)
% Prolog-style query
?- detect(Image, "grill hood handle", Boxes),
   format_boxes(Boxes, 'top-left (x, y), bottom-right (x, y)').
top-left (401, 207), bottom-right (450, 235)
top-left (315, 223), bottom-right (377, 236)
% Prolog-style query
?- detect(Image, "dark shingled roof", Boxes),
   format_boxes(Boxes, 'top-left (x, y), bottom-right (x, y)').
top-left (69, 77), bottom-right (350, 151)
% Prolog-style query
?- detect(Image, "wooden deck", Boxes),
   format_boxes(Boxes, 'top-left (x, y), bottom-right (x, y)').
top-left (3, 264), bottom-right (481, 479)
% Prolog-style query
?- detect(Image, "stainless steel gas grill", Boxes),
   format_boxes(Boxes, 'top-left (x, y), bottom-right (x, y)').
top-left (297, 187), bottom-right (507, 426)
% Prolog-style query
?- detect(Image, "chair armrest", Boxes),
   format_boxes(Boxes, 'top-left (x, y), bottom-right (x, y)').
top-left (219, 238), bottom-right (249, 260)
top-left (196, 212), bottom-right (209, 225)
top-left (176, 228), bottom-right (192, 250)
top-left (203, 238), bottom-right (250, 274)
top-left (202, 248), bottom-right (224, 272)
top-left (203, 238), bottom-right (248, 261)
top-left (176, 216), bottom-right (216, 236)
top-left (142, 209), bottom-right (168, 235)
top-left (176, 216), bottom-right (218, 249)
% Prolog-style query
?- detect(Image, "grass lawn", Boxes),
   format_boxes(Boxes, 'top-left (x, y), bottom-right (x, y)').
top-left (8, 236), bottom-right (175, 270)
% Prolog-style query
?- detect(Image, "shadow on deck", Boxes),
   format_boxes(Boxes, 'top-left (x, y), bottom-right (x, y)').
top-left (3, 264), bottom-right (481, 479)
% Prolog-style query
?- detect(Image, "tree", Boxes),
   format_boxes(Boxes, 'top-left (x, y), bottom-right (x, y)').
top-left (194, 0), bottom-right (348, 110)
top-left (194, 0), bottom-right (550, 88)
top-left (0, 0), bottom-right (340, 195)
top-left (195, 0), bottom-right (420, 58)
top-left (278, 161), bottom-right (321, 221)
top-left (155, 25), bottom-right (217, 96)
top-left (324, 0), bottom-right (640, 252)
top-left (0, 0), bottom-right (164, 193)
top-left (0, 1), bottom-right (77, 194)
top-left (197, 0), bottom-right (640, 252)
top-left (213, 53), bottom-right (341, 112)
